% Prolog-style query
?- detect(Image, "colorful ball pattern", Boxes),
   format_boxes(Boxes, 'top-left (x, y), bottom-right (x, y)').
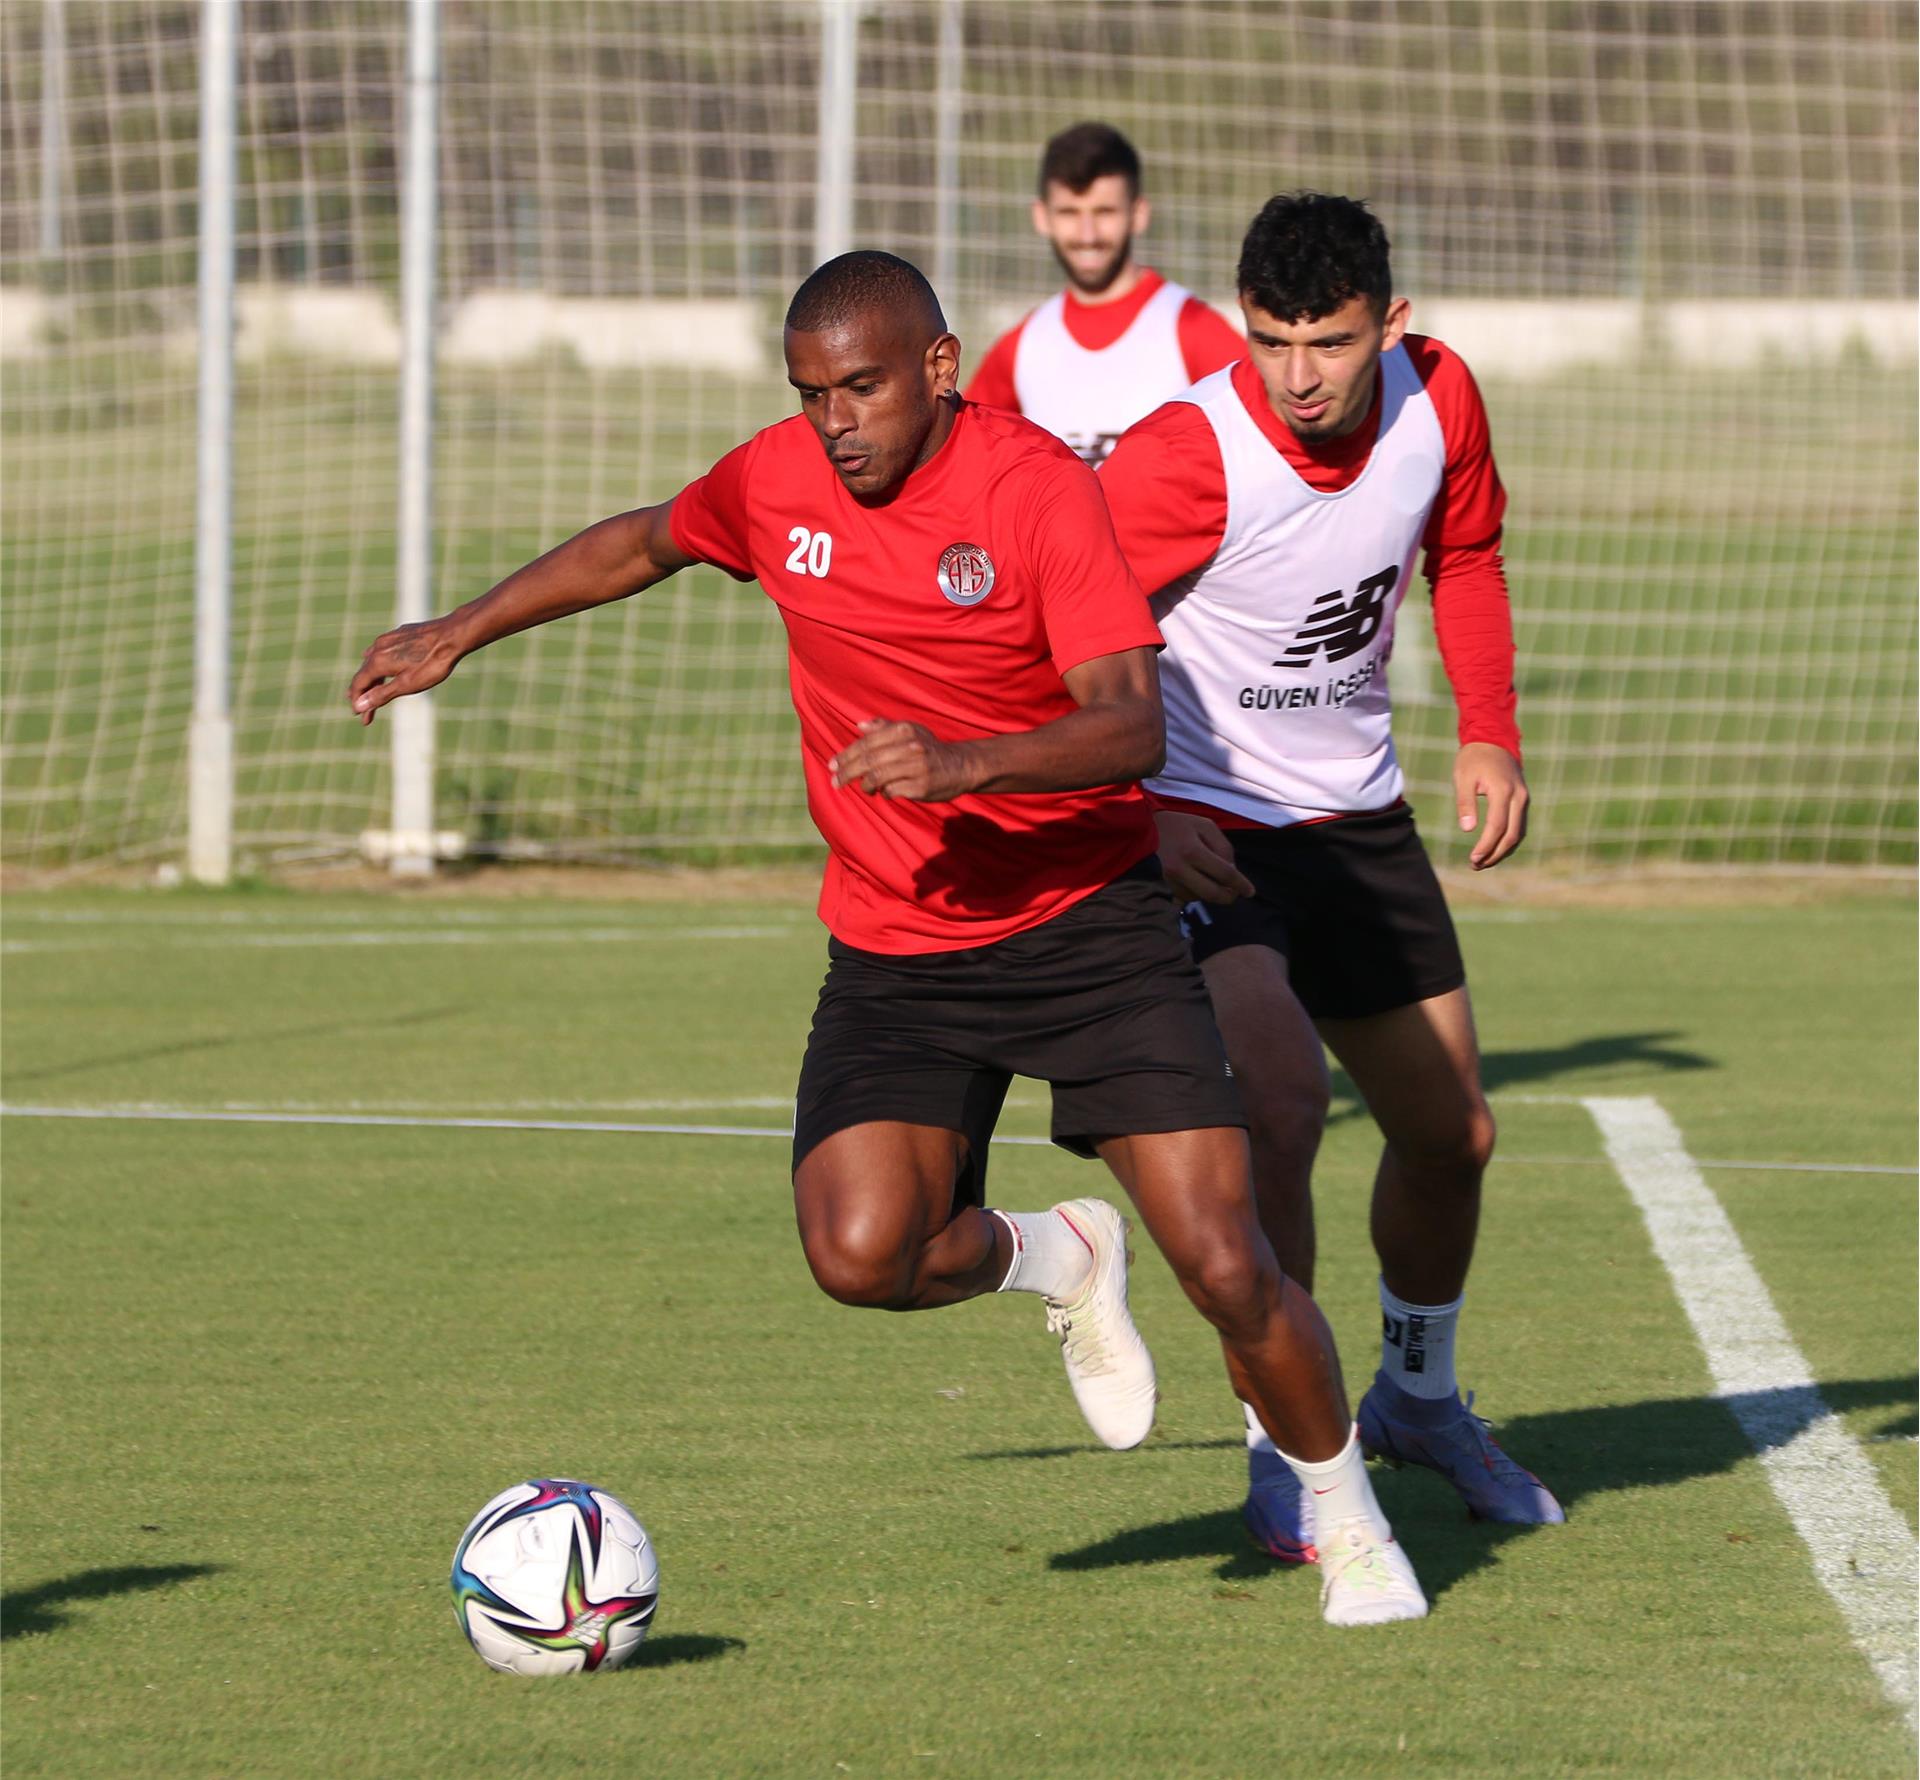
top-left (451, 1480), bottom-right (659, 1675)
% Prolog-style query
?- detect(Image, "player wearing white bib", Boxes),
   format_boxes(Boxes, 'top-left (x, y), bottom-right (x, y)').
top-left (965, 122), bottom-right (1243, 466)
top-left (1100, 194), bottom-right (1563, 1566)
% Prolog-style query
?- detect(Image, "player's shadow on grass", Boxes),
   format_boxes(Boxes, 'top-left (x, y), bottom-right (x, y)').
top-left (1, 1562), bottom-right (222, 1640)
top-left (1043, 1374), bottom-right (1916, 1599)
top-left (1326, 1029), bottom-right (1715, 1126)
top-left (1478, 1029), bottom-right (1716, 1091)
top-left (616, 1633), bottom-right (747, 1670)
top-left (8, 1004), bottom-right (471, 1086)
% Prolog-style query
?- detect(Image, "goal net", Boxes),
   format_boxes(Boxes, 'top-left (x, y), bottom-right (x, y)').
top-left (4, 0), bottom-right (1914, 875)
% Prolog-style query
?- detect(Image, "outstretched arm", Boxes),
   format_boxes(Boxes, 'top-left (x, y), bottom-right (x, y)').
top-left (348, 500), bottom-right (694, 724)
top-left (829, 646), bottom-right (1163, 801)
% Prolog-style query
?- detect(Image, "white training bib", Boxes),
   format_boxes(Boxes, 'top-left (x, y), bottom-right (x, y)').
top-left (1148, 346), bottom-right (1446, 823)
top-left (1012, 281), bottom-right (1194, 466)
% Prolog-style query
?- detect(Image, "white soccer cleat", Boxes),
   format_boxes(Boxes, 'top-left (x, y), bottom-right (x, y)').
top-left (1043, 1198), bottom-right (1157, 1451)
top-left (1316, 1516), bottom-right (1429, 1627)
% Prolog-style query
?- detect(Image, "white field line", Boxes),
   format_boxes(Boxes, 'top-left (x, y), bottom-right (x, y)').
top-left (0, 1094), bottom-right (1052, 1115)
top-left (3, 908), bottom-right (813, 927)
top-left (1584, 1095), bottom-right (1918, 1735)
top-left (1491, 1154), bottom-right (1917, 1179)
top-left (1, 924), bottom-right (796, 953)
top-left (0, 1101), bottom-right (1904, 1178)
top-left (0, 1103), bottom-right (1059, 1148)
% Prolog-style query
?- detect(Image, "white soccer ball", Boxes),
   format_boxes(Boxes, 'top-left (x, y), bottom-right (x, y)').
top-left (451, 1479), bottom-right (660, 1675)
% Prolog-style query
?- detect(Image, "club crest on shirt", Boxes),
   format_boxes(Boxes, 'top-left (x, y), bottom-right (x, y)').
top-left (937, 542), bottom-right (995, 607)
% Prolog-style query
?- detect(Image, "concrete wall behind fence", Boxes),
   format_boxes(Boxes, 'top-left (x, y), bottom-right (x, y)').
top-left (4, 287), bottom-right (1913, 377)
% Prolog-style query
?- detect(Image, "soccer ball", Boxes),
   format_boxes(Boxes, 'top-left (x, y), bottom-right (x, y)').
top-left (451, 1479), bottom-right (660, 1675)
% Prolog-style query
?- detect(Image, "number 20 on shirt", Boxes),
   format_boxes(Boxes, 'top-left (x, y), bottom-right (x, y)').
top-left (785, 527), bottom-right (833, 578)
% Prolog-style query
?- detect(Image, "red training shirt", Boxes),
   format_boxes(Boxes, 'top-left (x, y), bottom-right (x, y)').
top-left (964, 269), bottom-right (1246, 411)
top-left (669, 401), bottom-right (1161, 954)
top-left (1099, 336), bottom-right (1521, 775)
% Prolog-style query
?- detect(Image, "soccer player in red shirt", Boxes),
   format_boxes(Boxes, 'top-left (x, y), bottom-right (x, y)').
top-left (964, 122), bottom-right (1245, 466)
top-left (350, 251), bottom-right (1427, 1626)
top-left (1098, 195), bottom-right (1563, 1563)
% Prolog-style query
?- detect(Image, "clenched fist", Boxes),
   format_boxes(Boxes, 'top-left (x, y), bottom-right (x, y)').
top-left (829, 719), bottom-right (981, 802)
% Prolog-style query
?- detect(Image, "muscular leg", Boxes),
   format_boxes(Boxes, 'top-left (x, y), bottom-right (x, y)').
top-left (1098, 1132), bottom-right (1431, 1615)
top-left (1315, 986), bottom-right (1494, 1307)
top-left (1096, 1125), bottom-right (1349, 1461)
top-left (792, 1121), bottom-right (1011, 1310)
top-left (1318, 986), bottom-right (1561, 1524)
top-left (1200, 945), bottom-right (1330, 1293)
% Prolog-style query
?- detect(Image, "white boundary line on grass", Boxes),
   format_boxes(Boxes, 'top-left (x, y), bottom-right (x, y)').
top-left (1584, 1095), bottom-right (1918, 1736)
top-left (0, 1104), bottom-right (794, 1138)
top-left (0, 1103), bottom-right (1058, 1148)
top-left (1497, 1154), bottom-right (1917, 1179)
top-left (0, 1102), bottom-right (1909, 1178)
top-left (1, 908), bottom-right (814, 928)
top-left (1, 924), bottom-right (798, 953)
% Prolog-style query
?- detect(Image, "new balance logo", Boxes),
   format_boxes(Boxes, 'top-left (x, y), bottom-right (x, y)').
top-left (1278, 565), bottom-right (1398, 666)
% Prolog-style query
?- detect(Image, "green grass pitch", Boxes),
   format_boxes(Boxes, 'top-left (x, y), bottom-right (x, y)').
top-left (2, 881), bottom-right (1914, 1777)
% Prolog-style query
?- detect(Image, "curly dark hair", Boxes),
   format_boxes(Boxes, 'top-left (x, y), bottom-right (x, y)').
top-left (1236, 193), bottom-right (1392, 322)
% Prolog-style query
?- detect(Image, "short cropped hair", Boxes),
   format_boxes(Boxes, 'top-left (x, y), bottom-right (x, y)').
top-left (1237, 193), bottom-right (1392, 322)
top-left (785, 250), bottom-right (946, 337)
top-left (1038, 121), bottom-right (1142, 198)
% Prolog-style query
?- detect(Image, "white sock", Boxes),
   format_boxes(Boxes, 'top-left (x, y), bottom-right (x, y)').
top-left (1281, 1425), bottom-right (1388, 1535)
top-left (1379, 1279), bottom-right (1464, 1400)
top-left (1242, 1399), bottom-right (1279, 1458)
top-left (991, 1208), bottom-right (1094, 1299)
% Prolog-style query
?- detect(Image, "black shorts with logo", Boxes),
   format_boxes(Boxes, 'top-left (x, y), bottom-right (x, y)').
top-left (1177, 805), bottom-right (1466, 1021)
top-left (792, 856), bottom-right (1246, 1206)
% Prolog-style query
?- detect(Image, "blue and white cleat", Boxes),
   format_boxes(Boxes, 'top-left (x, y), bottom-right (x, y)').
top-left (1357, 1370), bottom-right (1565, 1525)
top-left (1244, 1447), bottom-right (1318, 1564)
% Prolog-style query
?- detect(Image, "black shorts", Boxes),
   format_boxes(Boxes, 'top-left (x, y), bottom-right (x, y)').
top-left (1176, 805), bottom-right (1466, 1021)
top-left (792, 857), bottom-right (1246, 1206)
